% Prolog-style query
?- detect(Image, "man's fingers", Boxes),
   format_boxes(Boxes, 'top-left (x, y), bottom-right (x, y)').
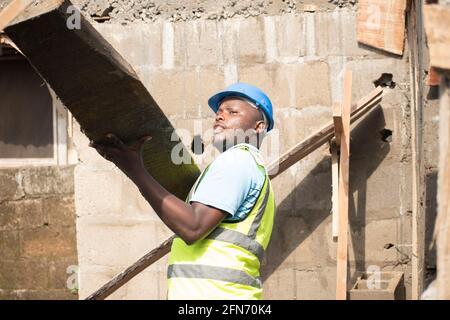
top-left (105, 133), bottom-right (125, 148)
top-left (140, 135), bottom-right (152, 143)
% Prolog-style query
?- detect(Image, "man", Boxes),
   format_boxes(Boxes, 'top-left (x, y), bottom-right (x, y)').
top-left (90, 82), bottom-right (276, 300)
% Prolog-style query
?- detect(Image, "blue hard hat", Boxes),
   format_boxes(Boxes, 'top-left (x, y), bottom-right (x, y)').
top-left (208, 82), bottom-right (274, 131)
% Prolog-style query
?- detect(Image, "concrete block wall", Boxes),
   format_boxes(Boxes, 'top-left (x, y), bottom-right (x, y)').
top-left (0, 166), bottom-right (78, 299)
top-left (73, 6), bottom-right (414, 299)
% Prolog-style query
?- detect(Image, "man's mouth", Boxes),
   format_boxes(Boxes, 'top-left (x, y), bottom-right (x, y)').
top-left (213, 123), bottom-right (226, 133)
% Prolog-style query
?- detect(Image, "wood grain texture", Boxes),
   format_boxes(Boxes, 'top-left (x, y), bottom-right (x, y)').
top-left (4, 0), bottom-right (201, 200)
top-left (336, 69), bottom-right (352, 300)
top-left (0, 0), bottom-right (32, 31)
top-left (424, 5), bottom-right (450, 70)
top-left (357, 0), bottom-right (407, 55)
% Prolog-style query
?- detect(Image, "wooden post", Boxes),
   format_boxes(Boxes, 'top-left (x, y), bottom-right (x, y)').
top-left (336, 69), bottom-right (352, 300)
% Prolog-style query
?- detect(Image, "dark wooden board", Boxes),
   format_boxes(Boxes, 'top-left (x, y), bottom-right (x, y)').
top-left (4, 0), bottom-right (200, 199)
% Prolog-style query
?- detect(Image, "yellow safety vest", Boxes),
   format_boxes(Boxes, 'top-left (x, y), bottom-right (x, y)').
top-left (167, 145), bottom-right (276, 300)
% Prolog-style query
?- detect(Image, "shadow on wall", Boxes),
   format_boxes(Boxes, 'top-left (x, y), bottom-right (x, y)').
top-left (424, 169), bottom-right (438, 288)
top-left (262, 105), bottom-right (391, 288)
top-left (347, 106), bottom-right (390, 284)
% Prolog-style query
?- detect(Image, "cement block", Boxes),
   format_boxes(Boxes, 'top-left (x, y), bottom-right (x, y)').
top-left (271, 169), bottom-right (296, 210)
top-left (238, 17), bottom-right (266, 65)
top-left (95, 23), bottom-right (163, 68)
top-left (345, 58), bottom-right (410, 105)
top-left (21, 226), bottom-right (76, 259)
top-left (0, 202), bottom-right (20, 232)
top-left (183, 67), bottom-right (226, 118)
top-left (21, 166), bottom-right (74, 196)
top-left (263, 267), bottom-right (296, 300)
top-left (349, 271), bottom-right (406, 300)
top-left (74, 166), bottom-right (123, 217)
top-left (185, 20), bottom-right (220, 67)
top-left (295, 266), bottom-right (336, 299)
top-left (77, 266), bottom-right (128, 300)
top-left (42, 196), bottom-right (76, 227)
top-left (238, 63), bottom-right (293, 109)
top-left (123, 270), bottom-right (164, 300)
top-left (48, 257), bottom-right (78, 290)
top-left (315, 9), bottom-right (385, 57)
top-left (0, 258), bottom-right (49, 290)
top-left (296, 61), bottom-right (332, 109)
top-left (273, 14), bottom-right (307, 60)
top-left (13, 199), bottom-right (47, 230)
top-left (218, 19), bottom-right (239, 65)
top-left (143, 69), bottom-right (186, 119)
top-left (0, 170), bottom-right (24, 202)
top-left (0, 230), bottom-right (21, 260)
top-left (76, 216), bottom-right (158, 267)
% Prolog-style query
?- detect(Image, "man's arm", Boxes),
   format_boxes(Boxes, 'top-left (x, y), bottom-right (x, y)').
top-left (90, 134), bottom-right (226, 245)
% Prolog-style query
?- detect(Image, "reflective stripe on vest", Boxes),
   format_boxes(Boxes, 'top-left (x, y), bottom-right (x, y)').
top-left (206, 227), bottom-right (265, 262)
top-left (168, 264), bottom-right (262, 288)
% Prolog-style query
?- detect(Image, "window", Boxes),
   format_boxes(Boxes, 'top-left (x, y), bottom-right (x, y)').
top-left (0, 41), bottom-right (70, 167)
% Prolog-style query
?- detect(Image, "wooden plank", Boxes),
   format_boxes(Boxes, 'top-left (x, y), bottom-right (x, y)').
top-left (267, 86), bottom-right (383, 178)
top-left (86, 235), bottom-right (176, 300)
top-left (336, 69), bottom-right (352, 300)
top-left (4, 0), bottom-right (200, 200)
top-left (0, 0), bottom-right (32, 31)
top-left (331, 142), bottom-right (340, 241)
top-left (436, 78), bottom-right (450, 299)
top-left (424, 5), bottom-right (450, 70)
top-left (86, 86), bottom-right (383, 300)
top-left (357, 0), bottom-right (407, 55)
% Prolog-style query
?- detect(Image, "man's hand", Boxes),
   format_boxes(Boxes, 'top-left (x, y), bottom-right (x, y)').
top-left (89, 133), bottom-right (152, 178)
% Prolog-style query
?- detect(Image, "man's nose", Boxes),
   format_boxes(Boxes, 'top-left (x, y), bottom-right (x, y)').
top-left (215, 112), bottom-right (225, 122)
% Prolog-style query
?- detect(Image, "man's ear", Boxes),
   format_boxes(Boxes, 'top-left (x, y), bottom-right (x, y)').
top-left (254, 120), bottom-right (267, 134)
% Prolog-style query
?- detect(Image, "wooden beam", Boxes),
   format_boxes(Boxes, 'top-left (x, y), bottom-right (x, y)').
top-left (86, 86), bottom-right (383, 300)
top-left (336, 69), bottom-right (352, 300)
top-left (424, 5), bottom-right (450, 70)
top-left (0, 0), bottom-right (32, 31)
top-left (4, 0), bottom-right (201, 200)
top-left (331, 141), bottom-right (340, 241)
top-left (357, 0), bottom-right (407, 55)
top-left (436, 77), bottom-right (450, 299)
top-left (267, 86), bottom-right (382, 178)
top-left (86, 235), bottom-right (176, 300)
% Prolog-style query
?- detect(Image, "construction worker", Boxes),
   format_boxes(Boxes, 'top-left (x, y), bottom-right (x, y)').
top-left (90, 82), bottom-right (276, 300)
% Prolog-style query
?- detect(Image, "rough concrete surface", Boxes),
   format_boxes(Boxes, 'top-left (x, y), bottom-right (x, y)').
top-left (67, 0), bottom-right (358, 24)
top-left (0, 166), bottom-right (78, 300)
top-left (68, 5), bottom-right (416, 300)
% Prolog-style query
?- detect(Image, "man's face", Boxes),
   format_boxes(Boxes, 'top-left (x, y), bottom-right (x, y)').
top-left (212, 97), bottom-right (265, 151)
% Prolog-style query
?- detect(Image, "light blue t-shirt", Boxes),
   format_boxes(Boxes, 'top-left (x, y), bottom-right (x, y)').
top-left (189, 143), bottom-right (266, 222)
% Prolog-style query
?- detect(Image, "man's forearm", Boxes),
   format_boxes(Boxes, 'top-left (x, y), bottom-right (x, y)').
top-left (126, 165), bottom-right (203, 242)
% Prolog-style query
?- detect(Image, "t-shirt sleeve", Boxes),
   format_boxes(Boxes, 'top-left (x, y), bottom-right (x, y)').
top-left (189, 149), bottom-right (256, 217)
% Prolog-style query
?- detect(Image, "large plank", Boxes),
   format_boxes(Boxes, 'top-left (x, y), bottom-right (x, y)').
top-left (357, 0), bottom-right (407, 55)
top-left (4, 0), bottom-right (200, 200)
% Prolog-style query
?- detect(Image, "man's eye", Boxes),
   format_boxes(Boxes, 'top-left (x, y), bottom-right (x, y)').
top-left (230, 110), bottom-right (238, 114)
